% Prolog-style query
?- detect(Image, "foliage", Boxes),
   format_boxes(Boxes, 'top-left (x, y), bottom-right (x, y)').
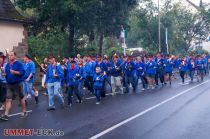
top-left (15, 0), bottom-right (137, 55)
top-left (28, 30), bottom-right (68, 61)
top-left (127, 0), bottom-right (210, 54)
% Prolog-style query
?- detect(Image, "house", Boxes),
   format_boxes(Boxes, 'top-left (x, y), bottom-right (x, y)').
top-left (0, 0), bottom-right (28, 59)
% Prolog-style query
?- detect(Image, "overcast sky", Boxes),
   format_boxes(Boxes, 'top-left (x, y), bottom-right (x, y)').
top-left (154, 0), bottom-right (209, 6)
top-left (179, 0), bottom-right (209, 5)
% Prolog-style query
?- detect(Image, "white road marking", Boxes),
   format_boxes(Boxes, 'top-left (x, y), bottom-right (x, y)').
top-left (85, 93), bottom-right (113, 100)
top-left (178, 79), bottom-right (191, 85)
top-left (89, 80), bottom-right (210, 139)
top-left (85, 96), bottom-right (96, 100)
top-left (8, 110), bottom-right (33, 117)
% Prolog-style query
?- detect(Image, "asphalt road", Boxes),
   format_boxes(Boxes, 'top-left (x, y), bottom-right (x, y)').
top-left (1, 76), bottom-right (210, 139)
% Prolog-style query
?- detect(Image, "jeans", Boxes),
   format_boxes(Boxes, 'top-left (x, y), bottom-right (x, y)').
top-left (77, 82), bottom-right (84, 98)
top-left (94, 88), bottom-right (101, 102)
top-left (189, 70), bottom-right (195, 81)
top-left (47, 82), bottom-right (64, 108)
top-left (22, 81), bottom-right (34, 96)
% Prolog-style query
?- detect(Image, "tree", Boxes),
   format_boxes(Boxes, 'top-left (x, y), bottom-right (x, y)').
top-left (15, 0), bottom-right (137, 55)
top-left (127, 0), bottom-right (210, 54)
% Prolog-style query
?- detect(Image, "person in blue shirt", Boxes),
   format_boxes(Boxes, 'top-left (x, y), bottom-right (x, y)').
top-left (188, 58), bottom-right (196, 82)
top-left (95, 55), bottom-right (108, 97)
top-left (135, 56), bottom-right (147, 90)
top-left (179, 58), bottom-right (188, 84)
top-left (0, 51), bottom-right (26, 121)
top-left (84, 56), bottom-right (96, 94)
top-left (22, 54), bottom-right (38, 104)
top-left (123, 55), bottom-right (136, 93)
top-left (110, 55), bottom-right (123, 95)
top-left (163, 54), bottom-right (174, 85)
top-left (206, 54), bottom-right (210, 75)
top-left (145, 55), bottom-right (157, 89)
top-left (195, 55), bottom-right (205, 82)
top-left (66, 60), bottom-right (82, 106)
top-left (76, 60), bottom-right (85, 99)
top-left (202, 54), bottom-right (208, 75)
top-left (0, 52), bottom-right (7, 111)
top-left (155, 53), bottom-right (164, 86)
top-left (45, 55), bottom-right (64, 111)
top-left (173, 56), bottom-right (181, 79)
top-left (93, 67), bottom-right (104, 104)
top-left (103, 57), bottom-right (112, 88)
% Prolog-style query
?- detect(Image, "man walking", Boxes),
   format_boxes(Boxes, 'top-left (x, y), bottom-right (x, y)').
top-left (45, 55), bottom-right (64, 111)
top-left (0, 51), bottom-right (26, 121)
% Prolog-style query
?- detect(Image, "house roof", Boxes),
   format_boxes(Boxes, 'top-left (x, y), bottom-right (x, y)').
top-left (0, 0), bottom-right (27, 23)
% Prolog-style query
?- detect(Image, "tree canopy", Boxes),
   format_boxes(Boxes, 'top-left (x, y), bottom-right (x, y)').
top-left (15, 0), bottom-right (137, 56)
top-left (127, 0), bottom-right (210, 55)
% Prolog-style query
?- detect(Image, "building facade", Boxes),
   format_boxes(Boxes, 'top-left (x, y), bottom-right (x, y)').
top-left (0, 0), bottom-right (28, 58)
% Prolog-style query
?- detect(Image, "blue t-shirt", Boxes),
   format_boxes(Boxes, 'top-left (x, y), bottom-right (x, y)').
top-left (93, 73), bottom-right (104, 88)
top-left (23, 61), bottom-right (36, 83)
top-left (45, 64), bottom-right (64, 83)
top-left (136, 61), bottom-right (145, 77)
top-left (5, 61), bottom-right (25, 84)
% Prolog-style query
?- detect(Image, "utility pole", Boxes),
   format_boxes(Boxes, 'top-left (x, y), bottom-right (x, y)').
top-left (166, 28), bottom-right (169, 54)
top-left (120, 25), bottom-right (126, 56)
top-left (158, 0), bottom-right (161, 52)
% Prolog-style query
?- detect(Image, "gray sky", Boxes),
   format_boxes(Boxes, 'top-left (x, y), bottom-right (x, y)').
top-left (182, 0), bottom-right (209, 5)
top-left (154, 0), bottom-right (209, 6)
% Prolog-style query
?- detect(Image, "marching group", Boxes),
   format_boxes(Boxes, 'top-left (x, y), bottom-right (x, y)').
top-left (0, 51), bottom-right (210, 121)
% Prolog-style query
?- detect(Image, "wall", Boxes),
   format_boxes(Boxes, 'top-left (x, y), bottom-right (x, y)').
top-left (0, 20), bottom-right (28, 59)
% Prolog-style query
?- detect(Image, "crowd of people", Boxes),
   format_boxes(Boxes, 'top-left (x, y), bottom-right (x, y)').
top-left (0, 51), bottom-right (210, 121)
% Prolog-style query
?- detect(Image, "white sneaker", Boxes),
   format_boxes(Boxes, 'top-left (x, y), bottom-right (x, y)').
top-left (26, 94), bottom-right (31, 99)
top-left (112, 92), bottom-right (116, 96)
top-left (0, 105), bottom-right (5, 111)
top-left (141, 88), bottom-right (145, 91)
top-left (34, 91), bottom-right (39, 97)
top-left (96, 102), bottom-right (100, 105)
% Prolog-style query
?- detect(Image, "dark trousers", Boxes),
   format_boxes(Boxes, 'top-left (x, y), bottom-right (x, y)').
top-left (125, 75), bottom-right (136, 93)
top-left (0, 82), bottom-right (7, 103)
top-left (85, 76), bottom-right (94, 93)
top-left (67, 85), bottom-right (82, 104)
top-left (155, 69), bottom-right (164, 85)
top-left (180, 71), bottom-right (186, 83)
top-left (100, 80), bottom-right (106, 97)
top-left (136, 75), bottom-right (148, 89)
